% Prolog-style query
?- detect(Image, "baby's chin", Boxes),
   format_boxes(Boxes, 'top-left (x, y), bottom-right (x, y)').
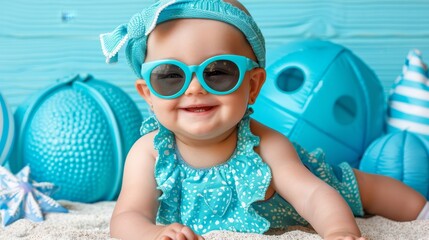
top-left (175, 123), bottom-right (237, 142)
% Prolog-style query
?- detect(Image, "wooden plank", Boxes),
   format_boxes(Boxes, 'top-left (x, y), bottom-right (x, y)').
top-left (1, 0), bottom-right (429, 115)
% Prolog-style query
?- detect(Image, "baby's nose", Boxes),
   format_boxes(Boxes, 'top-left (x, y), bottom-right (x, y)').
top-left (184, 74), bottom-right (207, 96)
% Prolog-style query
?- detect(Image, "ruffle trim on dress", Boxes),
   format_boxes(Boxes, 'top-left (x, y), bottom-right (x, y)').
top-left (142, 108), bottom-right (272, 233)
top-left (294, 143), bottom-right (364, 216)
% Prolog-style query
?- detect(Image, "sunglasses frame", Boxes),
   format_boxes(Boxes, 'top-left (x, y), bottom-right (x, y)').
top-left (141, 54), bottom-right (259, 99)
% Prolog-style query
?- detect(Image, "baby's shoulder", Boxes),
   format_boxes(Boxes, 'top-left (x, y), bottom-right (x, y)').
top-left (249, 119), bottom-right (297, 162)
top-left (135, 130), bottom-right (157, 145)
top-left (249, 119), bottom-right (289, 142)
top-left (128, 130), bottom-right (158, 159)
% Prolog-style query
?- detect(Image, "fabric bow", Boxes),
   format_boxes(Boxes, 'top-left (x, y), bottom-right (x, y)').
top-left (100, 0), bottom-right (179, 62)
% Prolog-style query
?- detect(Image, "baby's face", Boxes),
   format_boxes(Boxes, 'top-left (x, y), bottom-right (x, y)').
top-left (139, 19), bottom-right (263, 142)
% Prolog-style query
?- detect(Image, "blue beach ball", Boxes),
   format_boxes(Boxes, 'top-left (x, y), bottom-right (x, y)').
top-left (11, 74), bottom-right (143, 202)
top-left (252, 40), bottom-right (385, 167)
top-left (359, 131), bottom-right (429, 199)
top-left (0, 93), bottom-right (15, 166)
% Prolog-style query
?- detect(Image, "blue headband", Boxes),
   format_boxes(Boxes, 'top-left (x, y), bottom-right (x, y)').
top-left (100, 0), bottom-right (265, 78)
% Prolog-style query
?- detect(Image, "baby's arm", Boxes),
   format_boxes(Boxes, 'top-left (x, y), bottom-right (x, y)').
top-left (110, 132), bottom-right (203, 240)
top-left (252, 121), bottom-right (364, 240)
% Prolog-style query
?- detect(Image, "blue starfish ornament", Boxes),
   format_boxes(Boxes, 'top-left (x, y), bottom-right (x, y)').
top-left (0, 166), bottom-right (68, 227)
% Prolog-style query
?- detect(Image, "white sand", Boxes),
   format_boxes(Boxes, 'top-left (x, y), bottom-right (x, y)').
top-left (1, 201), bottom-right (428, 239)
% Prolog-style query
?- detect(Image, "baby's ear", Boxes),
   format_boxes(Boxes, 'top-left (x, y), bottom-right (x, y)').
top-left (248, 68), bottom-right (266, 105)
top-left (135, 79), bottom-right (152, 105)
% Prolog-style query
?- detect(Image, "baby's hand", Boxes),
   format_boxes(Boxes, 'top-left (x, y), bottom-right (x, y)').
top-left (157, 223), bottom-right (204, 240)
top-left (324, 232), bottom-right (366, 240)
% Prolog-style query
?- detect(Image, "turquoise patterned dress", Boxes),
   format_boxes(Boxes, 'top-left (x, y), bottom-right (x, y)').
top-left (140, 109), bottom-right (364, 235)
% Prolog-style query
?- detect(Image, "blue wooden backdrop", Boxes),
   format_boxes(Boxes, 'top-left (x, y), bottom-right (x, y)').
top-left (1, 0), bottom-right (429, 117)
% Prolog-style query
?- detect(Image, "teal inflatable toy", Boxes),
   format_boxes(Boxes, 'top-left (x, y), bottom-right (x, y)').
top-left (10, 74), bottom-right (143, 202)
top-left (252, 40), bottom-right (385, 167)
top-left (0, 93), bottom-right (15, 166)
top-left (359, 131), bottom-right (429, 199)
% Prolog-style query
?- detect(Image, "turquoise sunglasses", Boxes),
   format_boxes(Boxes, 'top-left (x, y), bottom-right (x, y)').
top-left (141, 54), bottom-right (259, 99)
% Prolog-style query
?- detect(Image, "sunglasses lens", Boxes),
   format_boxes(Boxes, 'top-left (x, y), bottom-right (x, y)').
top-left (203, 60), bottom-right (239, 92)
top-left (150, 64), bottom-right (186, 97)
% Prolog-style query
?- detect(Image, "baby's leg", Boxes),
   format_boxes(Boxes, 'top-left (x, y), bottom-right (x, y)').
top-left (353, 169), bottom-right (426, 221)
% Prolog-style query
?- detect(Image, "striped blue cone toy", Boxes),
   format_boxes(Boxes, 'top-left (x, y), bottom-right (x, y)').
top-left (387, 49), bottom-right (429, 138)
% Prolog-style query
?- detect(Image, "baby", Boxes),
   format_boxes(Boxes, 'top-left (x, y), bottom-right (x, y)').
top-left (100, 0), bottom-right (429, 239)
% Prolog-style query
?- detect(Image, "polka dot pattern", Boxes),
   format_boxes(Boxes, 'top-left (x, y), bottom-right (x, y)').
top-left (141, 109), bottom-right (271, 234)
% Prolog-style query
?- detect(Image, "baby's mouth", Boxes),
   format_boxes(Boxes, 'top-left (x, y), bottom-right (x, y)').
top-left (184, 106), bottom-right (214, 113)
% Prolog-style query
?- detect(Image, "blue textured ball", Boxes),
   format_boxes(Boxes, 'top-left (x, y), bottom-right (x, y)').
top-left (0, 93), bottom-right (15, 166)
top-left (359, 131), bottom-right (429, 199)
top-left (11, 74), bottom-right (143, 202)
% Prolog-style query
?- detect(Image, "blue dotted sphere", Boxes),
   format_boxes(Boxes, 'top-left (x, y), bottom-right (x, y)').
top-left (359, 131), bottom-right (429, 199)
top-left (0, 92), bottom-right (15, 166)
top-left (11, 74), bottom-right (143, 202)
